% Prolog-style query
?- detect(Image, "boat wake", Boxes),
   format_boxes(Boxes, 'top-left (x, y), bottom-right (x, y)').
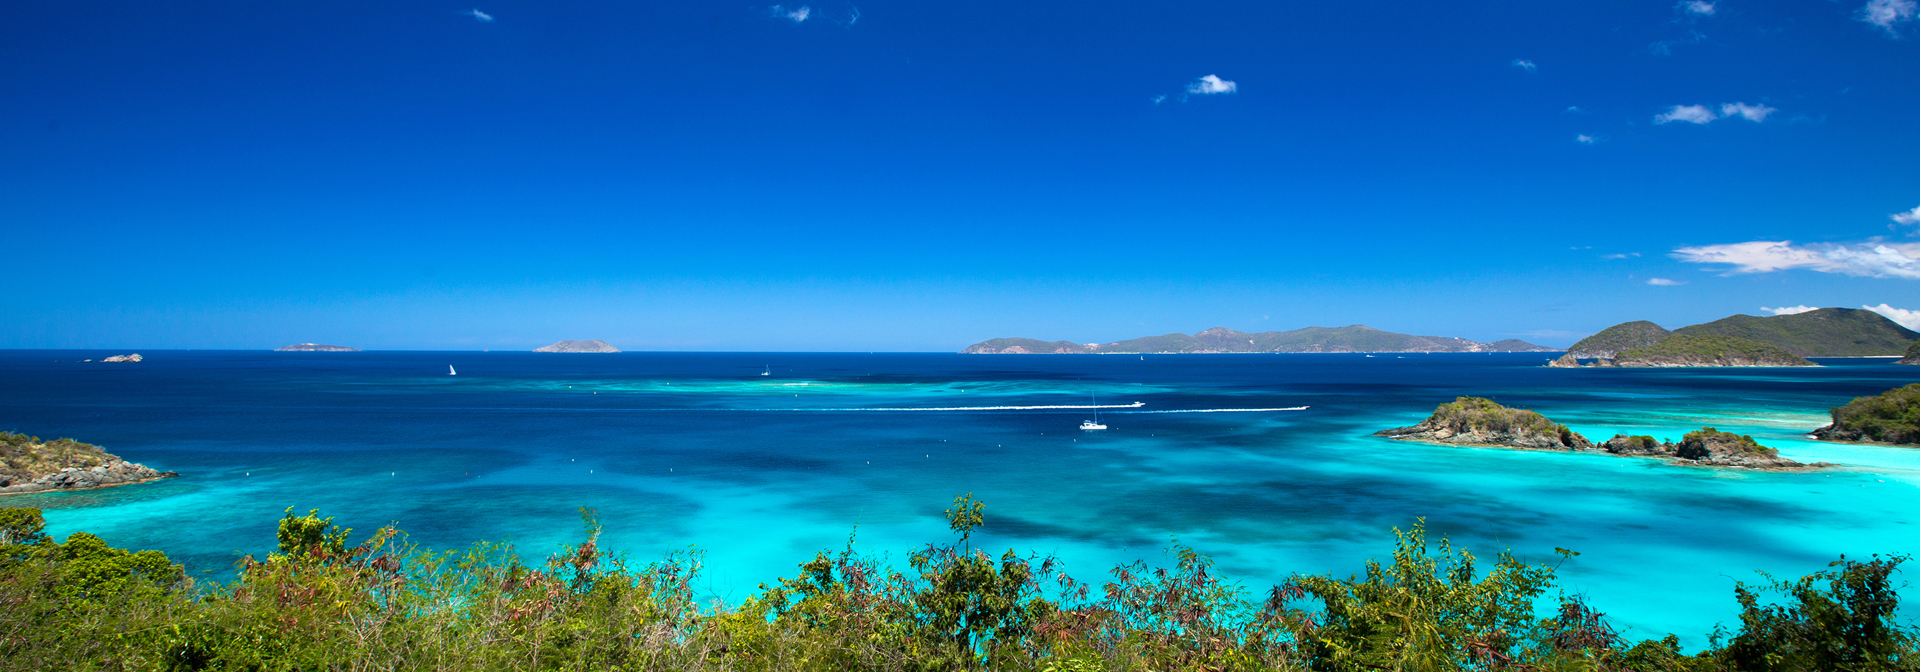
top-left (1115, 407), bottom-right (1309, 413)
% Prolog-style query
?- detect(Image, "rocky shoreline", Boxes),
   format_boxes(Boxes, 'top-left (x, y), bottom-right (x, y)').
top-left (1, 432), bottom-right (177, 496)
top-left (1376, 397), bottom-right (1822, 470)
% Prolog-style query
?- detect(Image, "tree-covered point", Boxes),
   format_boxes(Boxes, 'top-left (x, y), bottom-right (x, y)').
top-left (1566, 320), bottom-right (1672, 359)
top-left (2, 500), bottom-right (1915, 671)
top-left (1, 432), bottom-right (113, 476)
top-left (1815, 383), bottom-right (1920, 445)
top-left (1615, 334), bottom-right (1814, 367)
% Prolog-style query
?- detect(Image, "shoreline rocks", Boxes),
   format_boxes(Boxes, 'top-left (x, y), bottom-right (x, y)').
top-left (99, 353), bottom-right (143, 363)
top-left (1, 432), bottom-right (177, 496)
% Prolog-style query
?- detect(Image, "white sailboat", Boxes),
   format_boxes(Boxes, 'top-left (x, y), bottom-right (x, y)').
top-left (761, 365), bottom-right (770, 376)
top-left (1080, 394), bottom-right (1107, 430)
top-left (449, 365), bottom-right (457, 376)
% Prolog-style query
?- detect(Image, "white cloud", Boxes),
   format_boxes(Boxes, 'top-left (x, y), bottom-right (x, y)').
top-left (1891, 206), bottom-right (1920, 227)
top-left (1646, 277), bottom-right (1686, 286)
top-left (1566, 106), bottom-right (1586, 113)
top-left (1683, 1), bottom-right (1717, 16)
top-left (1187, 74), bottom-right (1237, 95)
top-left (467, 8), bottom-right (493, 21)
top-left (1762, 305), bottom-right (1819, 315)
top-left (1860, 0), bottom-right (1917, 33)
top-left (1864, 303), bottom-right (1920, 330)
top-left (1576, 134), bottom-right (1598, 144)
top-left (1655, 104), bottom-right (1717, 124)
top-left (1720, 102), bottom-right (1777, 122)
top-left (1512, 59), bottom-right (1537, 72)
top-left (1602, 252), bottom-right (1640, 259)
top-left (771, 4), bottom-right (811, 22)
top-left (1672, 240), bottom-right (1920, 279)
top-left (1151, 94), bottom-right (1167, 105)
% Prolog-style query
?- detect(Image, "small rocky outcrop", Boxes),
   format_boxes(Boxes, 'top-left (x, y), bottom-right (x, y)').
top-left (1597, 430), bottom-right (1815, 468)
top-left (98, 353), bottom-right (143, 363)
top-left (275, 343), bottom-right (360, 352)
top-left (1672, 428), bottom-right (1811, 468)
top-left (1375, 397), bottom-right (1592, 450)
top-left (1, 432), bottom-right (176, 496)
top-left (1898, 341), bottom-right (1920, 365)
top-left (534, 340), bottom-right (621, 353)
top-left (1812, 383), bottom-right (1920, 445)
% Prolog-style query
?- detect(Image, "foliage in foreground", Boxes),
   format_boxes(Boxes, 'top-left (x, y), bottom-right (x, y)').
top-left (0, 500), bottom-right (1914, 671)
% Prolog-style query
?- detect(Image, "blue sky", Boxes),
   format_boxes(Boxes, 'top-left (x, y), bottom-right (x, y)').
top-left (4, 0), bottom-right (1917, 350)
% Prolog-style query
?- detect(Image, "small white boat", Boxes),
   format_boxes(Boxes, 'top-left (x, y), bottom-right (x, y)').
top-left (761, 365), bottom-right (770, 376)
top-left (449, 365), bottom-right (457, 376)
top-left (1081, 393), bottom-right (1107, 430)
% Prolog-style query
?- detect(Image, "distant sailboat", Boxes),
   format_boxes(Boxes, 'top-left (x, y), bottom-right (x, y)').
top-left (1081, 394), bottom-right (1107, 431)
top-left (449, 365), bottom-right (457, 376)
top-left (761, 365), bottom-right (770, 376)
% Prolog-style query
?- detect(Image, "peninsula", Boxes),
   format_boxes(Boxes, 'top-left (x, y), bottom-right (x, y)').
top-left (1, 432), bottom-right (177, 495)
top-left (1901, 341), bottom-right (1920, 365)
top-left (1549, 308), bottom-right (1914, 367)
top-left (275, 343), bottom-right (360, 352)
top-left (965, 325), bottom-right (1554, 354)
top-left (1811, 383), bottom-right (1920, 445)
top-left (1376, 397), bottom-right (1815, 469)
top-left (534, 339), bottom-right (620, 353)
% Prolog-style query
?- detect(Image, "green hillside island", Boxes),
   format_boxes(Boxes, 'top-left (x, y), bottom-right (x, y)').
top-left (1901, 340), bottom-right (1920, 365)
top-left (1812, 383), bottom-right (1920, 445)
top-left (3, 500), bottom-right (1912, 671)
top-left (1549, 308), bottom-right (1917, 368)
top-left (964, 325), bottom-right (1555, 354)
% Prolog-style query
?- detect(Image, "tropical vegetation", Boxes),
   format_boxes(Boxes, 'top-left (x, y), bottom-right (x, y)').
top-left (0, 498), bottom-right (1914, 671)
top-left (1817, 383), bottom-right (1920, 445)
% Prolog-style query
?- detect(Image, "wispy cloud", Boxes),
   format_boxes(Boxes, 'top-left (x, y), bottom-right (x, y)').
top-left (1151, 94), bottom-right (1167, 105)
top-left (1721, 102), bottom-right (1777, 121)
top-left (1762, 305), bottom-right (1819, 315)
top-left (1601, 252), bottom-right (1640, 259)
top-left (1566, 106), bottom-right (1586, 114)
top-left (1649, 30), bottom-right (1707, 55)
top-left (1672, 240), bottom-right (1920, 279)
top-left (1682, 1), bottom-right (1717, 16)
top-left (770, 4), bottom-right (811, 22)
top-left (1511, 59), bottom-right (1537, 72)
top-left (1646, 278), bottom-right (1687, 286)
top-left (1655, 104), bottom-right (1717, 124)
top-left (1576, 134), bottom-right (1599, 145)
top-left (1891, 206), bottom-right (1920, 227)
top-left (466, 8), bottom-right (493, 22)
top-left (1859, 0), bottom-right (1917, 34)
top-left (1864, 303), bottom-right (1920, 330)
top-left (1187, 74), bottom-right (1237, 95)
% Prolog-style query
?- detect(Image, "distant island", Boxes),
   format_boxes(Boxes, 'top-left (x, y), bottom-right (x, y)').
top-left (534, 339), bottom-right (620, 353)
top-left (1, 432), bottom-right (176, 495)
top-left (1376, 397), bottom-right (1816, 469)
top-left (274, 343), bottom-right (360, 352)
top-left (1550, 308), bottom-right (1916, 368)
top-left (1812, 383), bottom-right (1920, 445)
top-left (964, 325), bottom-right (1555, 354)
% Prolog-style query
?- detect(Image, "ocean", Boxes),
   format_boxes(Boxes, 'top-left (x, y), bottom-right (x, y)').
top-left (4, 350), bottom-right (1917, 647)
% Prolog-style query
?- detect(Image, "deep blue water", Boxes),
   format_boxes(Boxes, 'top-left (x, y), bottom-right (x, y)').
top-left (4, 350), bottom-right (1919, 646)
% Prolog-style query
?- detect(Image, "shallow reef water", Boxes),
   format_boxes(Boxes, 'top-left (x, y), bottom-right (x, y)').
top-left (3, 350), bottom-right (1917, 647)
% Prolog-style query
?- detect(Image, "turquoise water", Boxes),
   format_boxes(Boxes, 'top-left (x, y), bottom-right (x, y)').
top-left (4, 350), bottom-right (1918, 646)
